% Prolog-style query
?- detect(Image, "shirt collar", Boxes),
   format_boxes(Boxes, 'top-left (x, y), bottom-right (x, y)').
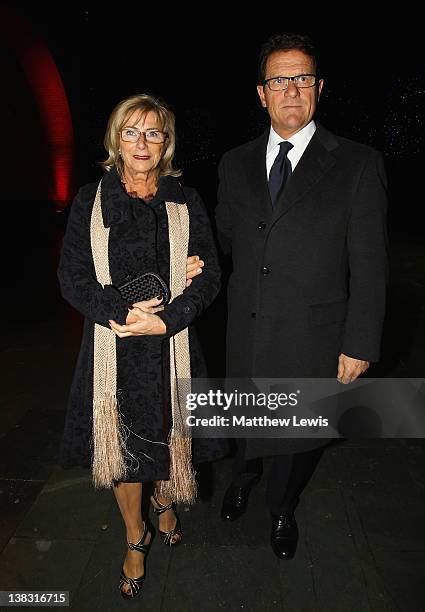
top-left (267, 120), bottom-right (317, 154)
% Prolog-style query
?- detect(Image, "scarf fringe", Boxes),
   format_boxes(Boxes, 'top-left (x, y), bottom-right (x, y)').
top-left (92, 394), bottom-right (127, 488)
top-left (158, 435), bottom-right (197, 504)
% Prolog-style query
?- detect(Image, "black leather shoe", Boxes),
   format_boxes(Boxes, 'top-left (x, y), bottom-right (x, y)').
top-left (221, 483), bottom-right (255, 521)
top-left (270, 512), bottom-right (298, 560)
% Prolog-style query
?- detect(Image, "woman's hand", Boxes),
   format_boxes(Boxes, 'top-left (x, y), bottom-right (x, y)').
top-left (130, 296), bottom-right (165, 318)
top-left (109, 297), bottom-right (166, 337)
top-left (186, 255), bottom-right (204, 287)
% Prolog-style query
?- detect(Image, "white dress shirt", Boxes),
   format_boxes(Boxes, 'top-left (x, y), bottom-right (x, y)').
top-left (266, 121), bottom-right (317, 179)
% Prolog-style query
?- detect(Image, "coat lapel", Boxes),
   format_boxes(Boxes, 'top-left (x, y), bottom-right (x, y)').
top-left (244, 131), bottom-right (274, 220)
top-left (271, 124), bottom-right (338, 223)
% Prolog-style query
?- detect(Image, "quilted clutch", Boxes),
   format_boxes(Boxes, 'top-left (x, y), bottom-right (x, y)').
top-left (116, 272), bottom-right (170, 305)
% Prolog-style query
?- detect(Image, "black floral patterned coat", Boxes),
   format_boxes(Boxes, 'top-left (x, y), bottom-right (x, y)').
top-left (57, 168), bottom-right (227, 482)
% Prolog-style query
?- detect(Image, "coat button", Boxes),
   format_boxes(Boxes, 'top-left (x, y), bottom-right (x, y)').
top-left (161, 222), bottom-right (167, 229)
top-left (183, 305), bottom-right (191, 314)
top-left (261, 266), bottom-right (270, 275)
top-left (258, 222), bottom-right (266, 230)
top-left (251, 312), bottom-right (256, 319)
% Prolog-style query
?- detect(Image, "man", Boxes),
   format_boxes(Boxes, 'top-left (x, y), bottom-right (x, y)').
top-left (215, 33), bottom-right (388, 560)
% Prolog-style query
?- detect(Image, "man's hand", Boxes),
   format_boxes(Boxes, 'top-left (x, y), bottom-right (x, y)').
top-left (337, 353), bottom-right (370, 384)
top-left (186, 255), bottom-right (204, 287)
top-left (109, 297), bottom-right (166, 337)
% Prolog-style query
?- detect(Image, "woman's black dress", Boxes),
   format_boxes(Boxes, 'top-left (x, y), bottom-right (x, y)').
top-left (57, 168), bottom-right (226, 482)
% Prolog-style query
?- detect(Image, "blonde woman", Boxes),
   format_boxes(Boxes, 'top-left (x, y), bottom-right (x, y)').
top-left (58, 94), bottom-right (226, 599)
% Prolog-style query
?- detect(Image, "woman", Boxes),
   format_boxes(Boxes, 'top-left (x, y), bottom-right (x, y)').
top-left (57, 94), bottom-right (225, 599)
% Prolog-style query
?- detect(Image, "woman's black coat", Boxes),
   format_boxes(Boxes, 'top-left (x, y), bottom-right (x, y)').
top-left (58, 169), bottom-right (226, 481)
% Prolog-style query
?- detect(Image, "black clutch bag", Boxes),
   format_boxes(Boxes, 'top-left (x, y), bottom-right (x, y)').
top-left (116, 272), bottom-right (170, 305)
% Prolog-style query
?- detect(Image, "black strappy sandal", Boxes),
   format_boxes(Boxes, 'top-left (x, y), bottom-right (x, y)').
top-left (151, 492), bottom-right (183, 546)
top-left (118, 522), bottom-right (151, 599)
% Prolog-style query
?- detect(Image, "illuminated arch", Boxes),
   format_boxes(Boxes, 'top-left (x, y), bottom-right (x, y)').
top-left (0, 6), bottom-right (74, 203)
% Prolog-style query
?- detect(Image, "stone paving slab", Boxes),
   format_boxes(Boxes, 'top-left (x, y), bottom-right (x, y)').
top-left (15, 467), bottom-right (113, 542)
top-left (0, 478), bottom-right (44, 552)
top-left (161, 544), bottom-right (282, 611)
top-left (0, 536), bottom-right (93, 595)
top-left (372, 550), bottom-right (425, 612)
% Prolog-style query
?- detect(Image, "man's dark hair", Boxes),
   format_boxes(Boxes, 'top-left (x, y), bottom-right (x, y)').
top-left (258, 33), bottom-right (319, 84)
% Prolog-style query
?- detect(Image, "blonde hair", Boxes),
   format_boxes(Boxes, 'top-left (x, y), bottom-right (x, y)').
top-left (100, 93), bottom-right (182, 177)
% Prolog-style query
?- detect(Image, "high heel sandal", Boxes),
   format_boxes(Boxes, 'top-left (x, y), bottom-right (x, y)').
top-left (151, 492), bottom-right (183, 546)
top-left (118, 522), bottom-right (151, 599)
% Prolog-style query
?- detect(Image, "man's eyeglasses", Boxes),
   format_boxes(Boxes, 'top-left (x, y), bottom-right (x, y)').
top-left (262, 74), bottom-right (317, 91)
top-left (120, 127), bottom-right (168, 144)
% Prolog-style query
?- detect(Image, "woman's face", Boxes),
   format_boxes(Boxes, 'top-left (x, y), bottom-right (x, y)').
top-left (119, 110), bottom-right (166, 178)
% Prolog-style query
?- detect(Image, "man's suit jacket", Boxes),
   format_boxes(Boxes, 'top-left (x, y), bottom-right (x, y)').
top-left (215, 123), bottom-right (388, 456)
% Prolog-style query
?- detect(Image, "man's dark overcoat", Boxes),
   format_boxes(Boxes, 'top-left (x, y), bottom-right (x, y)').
top-left (215, 123), bottom-right (388, 457)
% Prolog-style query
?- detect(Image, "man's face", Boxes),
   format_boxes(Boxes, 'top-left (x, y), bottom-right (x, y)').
top-left (257, 49), bottom-right (324, 139)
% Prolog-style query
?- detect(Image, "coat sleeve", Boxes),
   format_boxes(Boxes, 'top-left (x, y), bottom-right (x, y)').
top-left (57, 186), bottom-right (129, 328)
top-left (214, 154), bottom-right (233, 255)
top-left (341, 151), bottom-right (389, 362)
top-left (156, 188), bottom-right (221, 338)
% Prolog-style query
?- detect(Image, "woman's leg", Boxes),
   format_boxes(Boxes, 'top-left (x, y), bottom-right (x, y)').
top-left (152, 480), bottom-right (182, 544)
top-left (113, 482), bottom-right (151, 595)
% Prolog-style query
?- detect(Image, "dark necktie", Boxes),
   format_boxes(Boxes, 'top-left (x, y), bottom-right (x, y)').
top-left (268, 141), bottom-right (294, 206)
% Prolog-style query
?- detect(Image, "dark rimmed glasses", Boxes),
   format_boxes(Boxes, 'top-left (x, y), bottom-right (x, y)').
top-left (262, 74), bottom-right (317, 91)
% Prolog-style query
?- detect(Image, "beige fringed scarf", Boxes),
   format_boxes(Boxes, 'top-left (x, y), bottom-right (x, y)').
top-left (89, 179), bottom-right (197, 504)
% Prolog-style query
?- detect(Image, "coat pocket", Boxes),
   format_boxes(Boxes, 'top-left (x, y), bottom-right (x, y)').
top-left (309, 299), bottom-right (347, 326)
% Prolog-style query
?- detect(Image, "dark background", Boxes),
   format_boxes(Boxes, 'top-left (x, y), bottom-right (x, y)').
top-left (3, 7), bottom-right (425, 213)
